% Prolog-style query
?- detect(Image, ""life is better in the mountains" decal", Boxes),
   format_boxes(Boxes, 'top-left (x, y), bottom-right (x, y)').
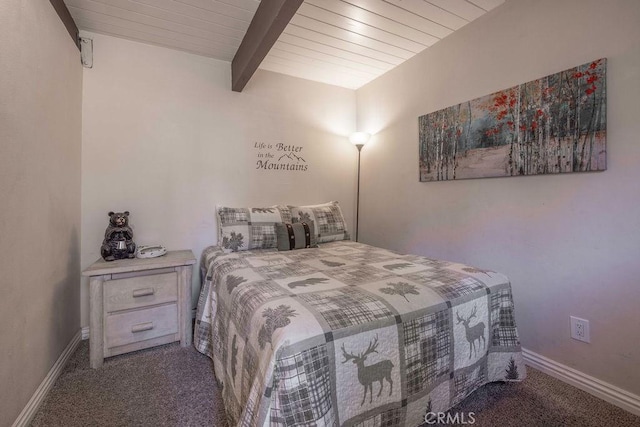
top-left (254, 142), bottom-right (308, 172)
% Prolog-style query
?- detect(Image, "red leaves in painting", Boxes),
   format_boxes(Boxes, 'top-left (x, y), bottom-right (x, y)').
top-left (494, 94), bottom-right (508, 108)
top-left (485, 125), bottom-right (504, 137)
top-left (585, 72), bottom-right (598, 95)
top-left (573, 61), bottom-right (602, 95)
top-left (487, 90), bottom-right (518, 132)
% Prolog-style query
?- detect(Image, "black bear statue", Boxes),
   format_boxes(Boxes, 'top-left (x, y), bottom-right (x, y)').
top-left (101, 211), bottom-right (136, 261)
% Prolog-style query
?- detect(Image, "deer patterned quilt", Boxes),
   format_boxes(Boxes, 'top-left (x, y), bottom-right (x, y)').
top-left (194, 240), bottom-right (525, 426)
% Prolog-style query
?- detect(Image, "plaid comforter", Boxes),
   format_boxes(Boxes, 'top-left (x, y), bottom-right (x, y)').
top-left (194, 241), bottom-right (525, 426)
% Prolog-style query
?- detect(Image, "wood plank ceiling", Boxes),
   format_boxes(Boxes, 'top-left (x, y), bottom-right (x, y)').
top-left (64, 0), bottom-right (504, 89)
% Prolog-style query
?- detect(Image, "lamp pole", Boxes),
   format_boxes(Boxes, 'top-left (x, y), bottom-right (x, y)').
top-left (349, 132), bottom-right (370, 243)
top-left (355, 143), bottom-right (363, 242)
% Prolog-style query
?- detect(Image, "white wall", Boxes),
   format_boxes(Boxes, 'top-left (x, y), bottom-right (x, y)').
top-left (356, 0), bottom-right (640, 395)
top-left (80, 33), bottom-right (357, 327)
top-left (0, 1), bottom-right (82, 424)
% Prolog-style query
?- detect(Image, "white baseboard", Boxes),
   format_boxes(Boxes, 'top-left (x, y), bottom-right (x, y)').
top-left (81, 326), bottom-right (90, 340)
top-left (522, 347), bottom-right (640, 416)
top-left (12, 329), bottom-right (82, 427)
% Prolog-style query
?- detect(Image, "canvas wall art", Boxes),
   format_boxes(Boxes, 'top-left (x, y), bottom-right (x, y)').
top-left (419, 59), bottom-right (607, 181)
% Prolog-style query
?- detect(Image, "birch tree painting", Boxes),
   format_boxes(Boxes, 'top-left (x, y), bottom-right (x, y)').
top-left (419, 59), bottom-right (606, 181)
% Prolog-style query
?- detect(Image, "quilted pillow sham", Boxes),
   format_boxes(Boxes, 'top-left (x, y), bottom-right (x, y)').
top-left (289, 201), bottom-right (349, 243)
top-left (275, 221), bottom-right (317, 251)
top-left (217, 205), bottom-right (292, 252)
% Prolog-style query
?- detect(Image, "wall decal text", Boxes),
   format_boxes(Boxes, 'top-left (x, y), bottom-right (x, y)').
top-left (254, 142), bottom-right (308, 171)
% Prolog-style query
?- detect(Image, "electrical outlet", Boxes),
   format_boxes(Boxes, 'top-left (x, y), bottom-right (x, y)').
top-left (570, 316), bottom-right (590, 343)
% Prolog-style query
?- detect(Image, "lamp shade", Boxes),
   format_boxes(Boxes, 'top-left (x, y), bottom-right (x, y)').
top-left (349, 132), bottom-right (371, 146)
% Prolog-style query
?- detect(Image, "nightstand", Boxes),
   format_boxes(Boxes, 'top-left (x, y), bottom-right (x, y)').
top-left (82, 250), bottom-right (196, 368)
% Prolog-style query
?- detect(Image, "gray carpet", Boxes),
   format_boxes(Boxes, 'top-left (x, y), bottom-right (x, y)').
top-left (31, 341), bottom-right (225, 427)
top-left (31, 340), bottom-right (640, 426)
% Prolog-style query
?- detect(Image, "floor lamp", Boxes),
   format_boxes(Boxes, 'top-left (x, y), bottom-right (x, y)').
top-left (349, 132), bottom-right (371, 242)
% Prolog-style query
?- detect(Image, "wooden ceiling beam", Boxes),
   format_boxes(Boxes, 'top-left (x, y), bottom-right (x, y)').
top-left (50, 0), bottom-right (80, 51)
top-left (231, 0), bottom-right (303, 92)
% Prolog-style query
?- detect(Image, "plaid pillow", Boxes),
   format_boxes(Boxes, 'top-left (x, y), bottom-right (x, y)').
top-left (217, 205), bottom-right (292, 252)
top-left (289, 201), bottom-right (349, 243)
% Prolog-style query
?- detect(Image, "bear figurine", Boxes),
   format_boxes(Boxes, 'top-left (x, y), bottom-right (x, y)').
top-left (101, 211), bottom-right (136, 261)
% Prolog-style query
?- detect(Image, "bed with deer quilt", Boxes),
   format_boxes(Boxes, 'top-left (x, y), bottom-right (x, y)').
top-left (194, 240), bottom-right (525, 426)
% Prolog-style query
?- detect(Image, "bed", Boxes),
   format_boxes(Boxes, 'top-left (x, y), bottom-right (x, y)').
top-left (194, 203), bottom-right (525, 426)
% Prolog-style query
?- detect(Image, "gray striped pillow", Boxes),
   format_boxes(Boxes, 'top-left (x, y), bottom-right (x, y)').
top-left (276, 221), bottom-right (317, 251)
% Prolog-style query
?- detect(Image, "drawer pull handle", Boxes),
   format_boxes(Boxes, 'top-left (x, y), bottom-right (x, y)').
top-left (131, 322), bottom-right (154, 333)
top-left (132, 288), bottom-right (155, 298)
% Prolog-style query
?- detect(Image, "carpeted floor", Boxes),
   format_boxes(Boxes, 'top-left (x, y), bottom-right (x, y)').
top-left (31, 340), bottom-right (640, 426)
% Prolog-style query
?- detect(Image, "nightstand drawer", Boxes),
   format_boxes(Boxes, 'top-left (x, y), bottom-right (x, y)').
top-left (105, 272), bottom-right (177, 313)
top-left (105, 303), bottom-right (178, 348)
